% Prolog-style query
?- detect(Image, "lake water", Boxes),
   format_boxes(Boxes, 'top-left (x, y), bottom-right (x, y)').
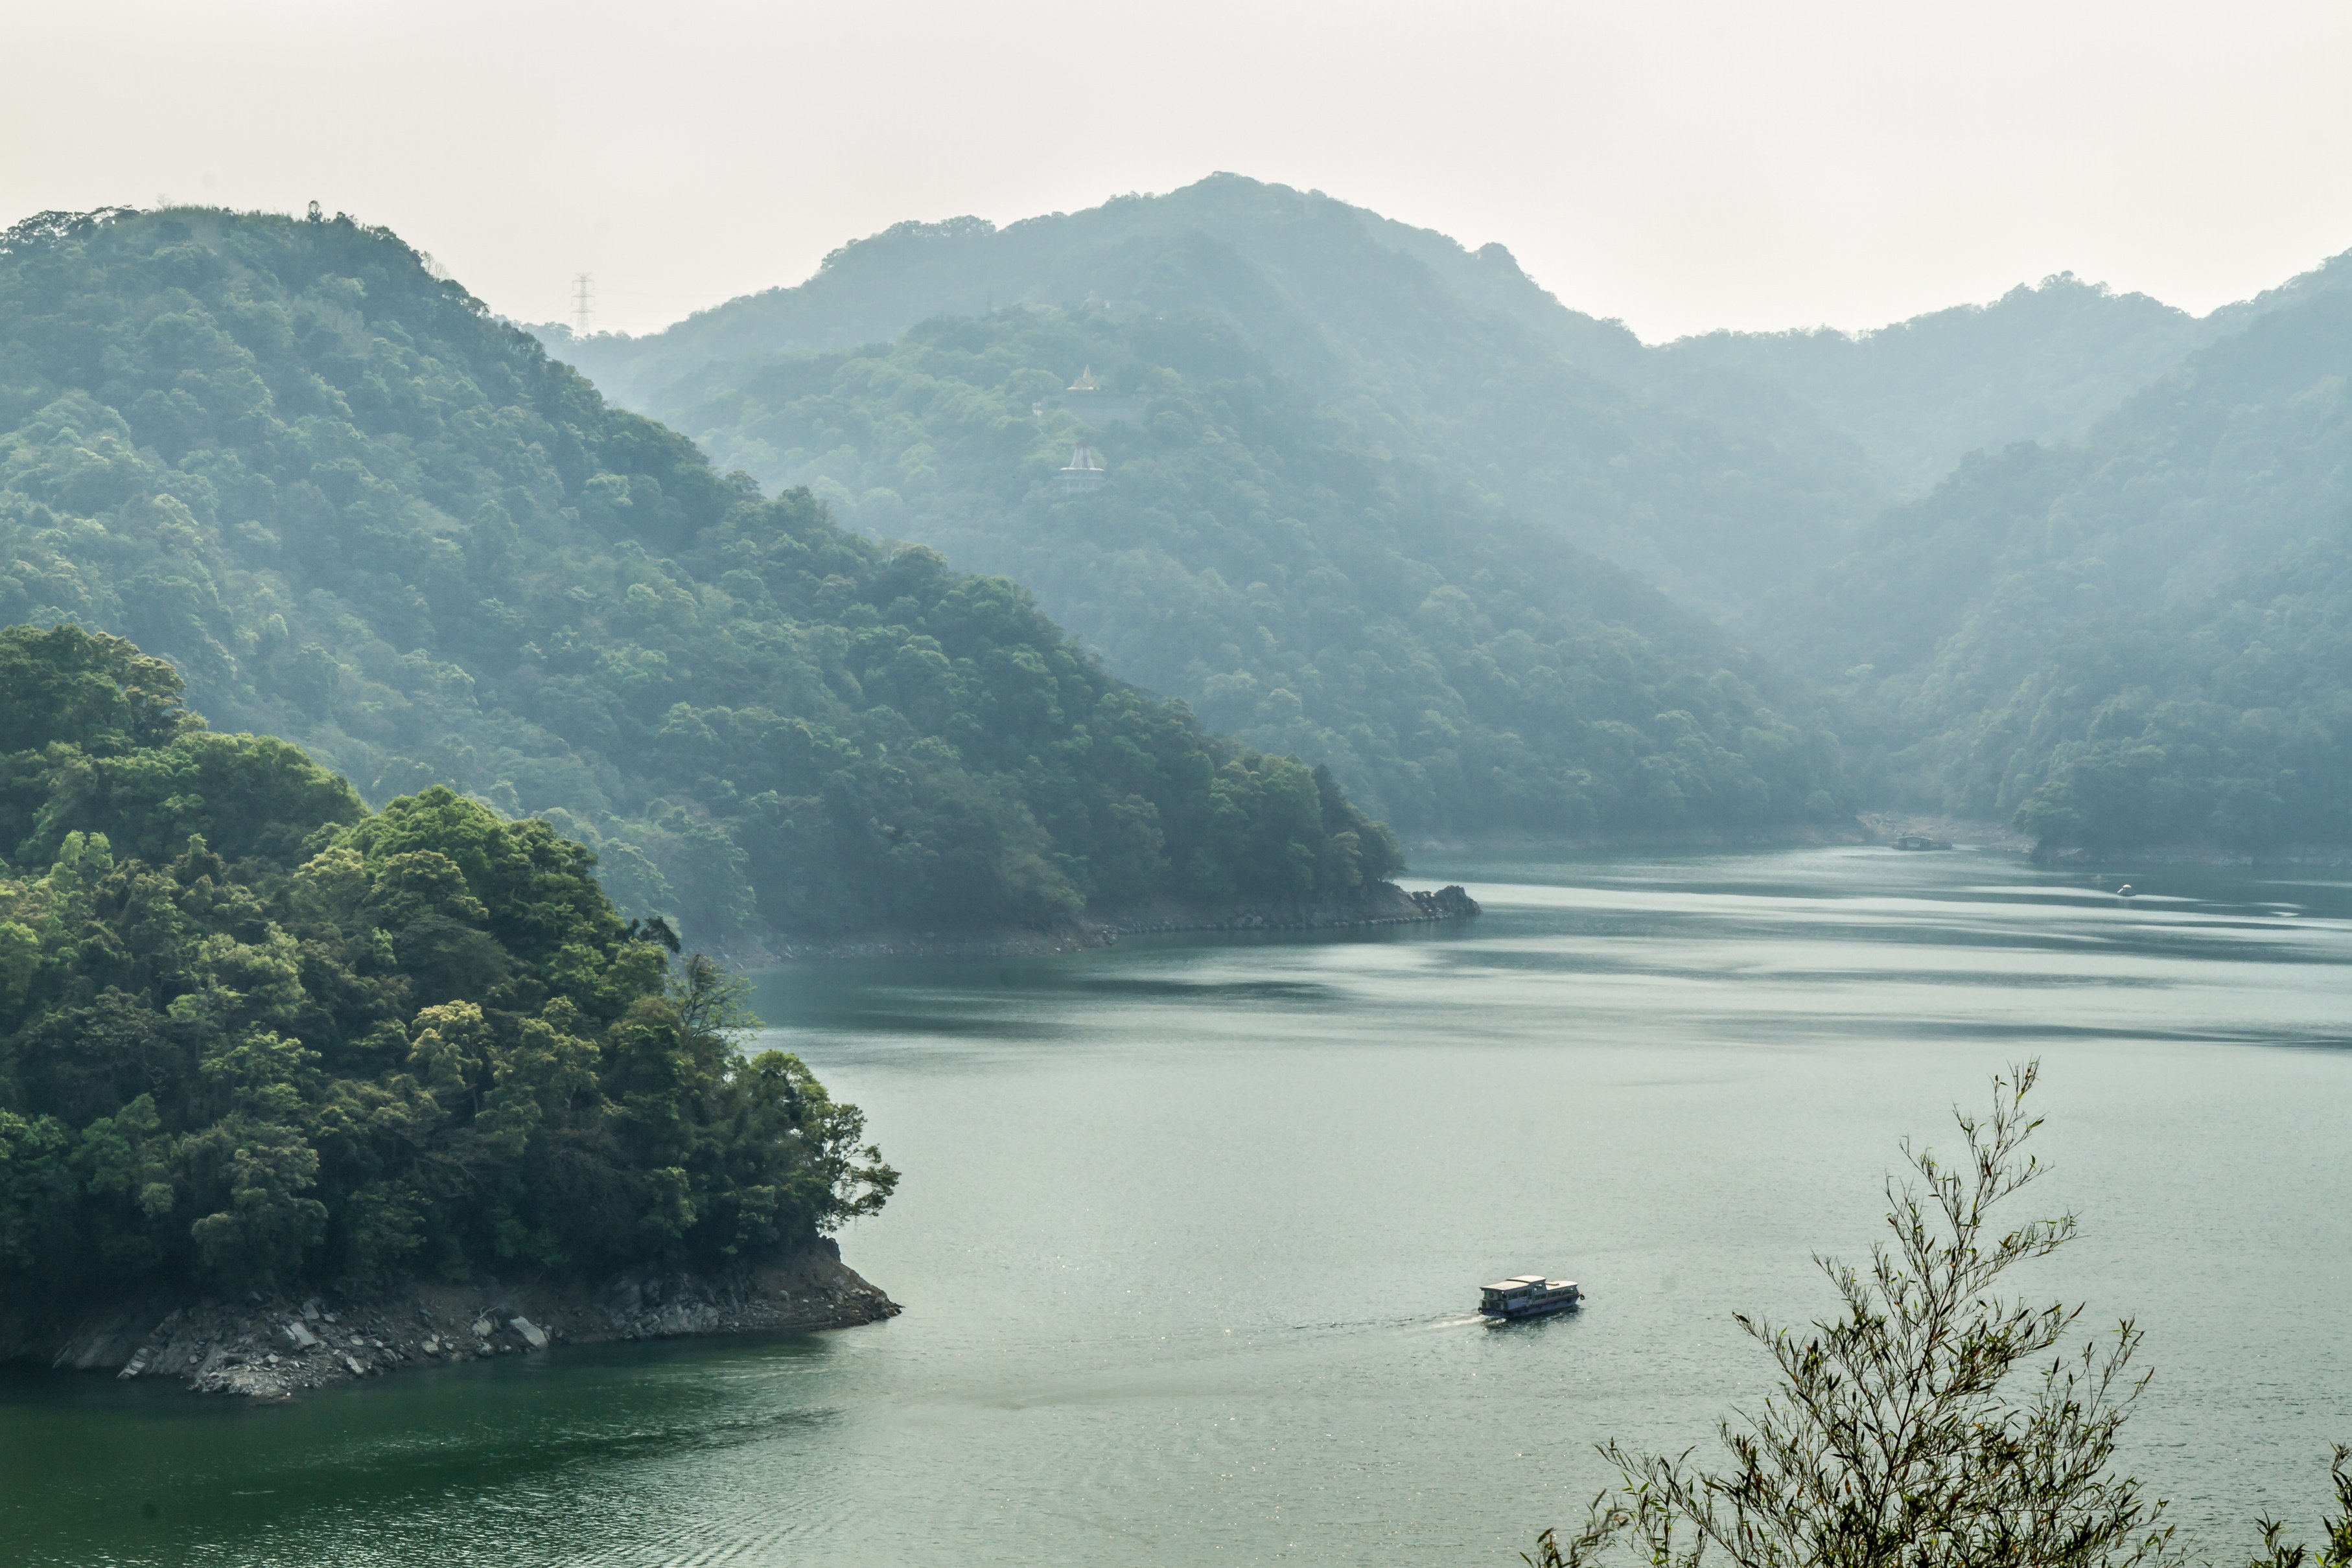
top-left (5, 846), bottom-right (2349, 1566)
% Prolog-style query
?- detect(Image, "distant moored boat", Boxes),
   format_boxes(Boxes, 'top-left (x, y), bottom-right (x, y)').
top-left (1479, 1274), bottom-right (1581, 1320)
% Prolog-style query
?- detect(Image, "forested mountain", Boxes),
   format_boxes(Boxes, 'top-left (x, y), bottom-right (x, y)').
top-left (551, 172), bottom-right (2352, 856)
top-left (1659, 250), bottom-right (2352, 503)
top-left (548, 174), bottom-right (1886, 615)
top-left (0, 623), bottom-right (893, 1298)
top-left (0, 205), bottom-right (1402, 948)
top-left (1769, 273), bottom-right (2352, 853)
top-left (1664, 275), bottom-right (2209, 494)
top-left (559, 176), bottom-right (2339, 625)
top-left (651, 307), bottom-right (1848, 835)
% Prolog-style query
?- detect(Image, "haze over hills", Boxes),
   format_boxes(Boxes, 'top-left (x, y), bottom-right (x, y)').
top-left (1769, 271), bottom-right (2352, 851)
top-left (547, 174), bottom-right (1886, 616)
top-left (643, 306), bottom-right (1848, 835)
top-left (547, 174), bottom-right (2352, 857)
top-left (1665, 276), bottom-right (2208, 495)
top-left (1664, 253), bottom-right (2352, 498)
top-left (550, 175), bottom-right (2338, 612)
top-left (0, 181), bottom-right (2338, 881)
top-left (0, 205), bottom-right (1406, 949)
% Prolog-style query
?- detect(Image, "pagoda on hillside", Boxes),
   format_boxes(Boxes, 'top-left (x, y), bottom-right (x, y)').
top-left (1052, 363), bottom-right (1145, 424)
top-left (1060, 439), bottom-right (1106, 494)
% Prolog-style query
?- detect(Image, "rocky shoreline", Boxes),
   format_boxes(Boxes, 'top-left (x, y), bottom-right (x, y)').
top-left (739, 881), bottom-right (1482, 962)
top-left (3, 1238), bottom-right (896, 1399)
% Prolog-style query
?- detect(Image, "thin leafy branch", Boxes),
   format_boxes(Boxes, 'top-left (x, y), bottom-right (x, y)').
top-left (1533, 1063), bottom-right (2181, 1568)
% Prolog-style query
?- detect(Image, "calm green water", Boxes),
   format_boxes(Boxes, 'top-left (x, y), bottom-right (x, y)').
top-left (5, 846), bottom-right (2349, 1566)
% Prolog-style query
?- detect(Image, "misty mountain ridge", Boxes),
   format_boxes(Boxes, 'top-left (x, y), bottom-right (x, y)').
top-left (542, 174), bottom-right (2352, 857)
top-left (550, 174), bottom-right (2352, 615)
top-left (1665, 273), bottom-right (2204, 493)
top-left (544, 174), bottom-right (1885, 616)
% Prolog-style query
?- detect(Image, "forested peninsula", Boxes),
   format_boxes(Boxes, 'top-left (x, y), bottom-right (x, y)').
top-left (0, 624), bottom-right (896, 1394)
top-left (0, 205), bottom-right (1421, 954)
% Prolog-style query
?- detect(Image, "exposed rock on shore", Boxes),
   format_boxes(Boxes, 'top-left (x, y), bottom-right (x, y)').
top-left (4, 1239), bottom-right (895, 1400)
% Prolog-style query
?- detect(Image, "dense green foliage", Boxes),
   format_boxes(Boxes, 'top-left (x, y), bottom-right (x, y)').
top-left (0, 205), bottom-right (1400, 945)
top-left (1768, 272), bottom-right (2352, 852)
top-left (584, 277), bottom-right (1850, 835)
top-left (2003, 536), bottom-right (2352, 852)
top-left (0, 624), bottom-right (893, 1298)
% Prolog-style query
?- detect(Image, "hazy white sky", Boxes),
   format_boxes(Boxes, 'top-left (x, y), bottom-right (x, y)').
top-left (9, 1), bottom-right (2352, 341)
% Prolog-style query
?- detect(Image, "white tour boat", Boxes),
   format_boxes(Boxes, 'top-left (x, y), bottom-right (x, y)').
top-left (1479, 1274), bottom-right (1581, 1320)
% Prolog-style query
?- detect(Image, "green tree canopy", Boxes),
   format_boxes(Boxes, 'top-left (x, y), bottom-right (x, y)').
top-left (0, 621), bottom-right (893, 1298)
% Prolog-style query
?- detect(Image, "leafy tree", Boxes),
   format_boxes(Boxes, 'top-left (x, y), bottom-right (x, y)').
top-left (1531, 1065), bottom-right (2352, 1568)
top-left (0, 621), bottom-right (894, 1299)
top-left (1535, 1065), bottom-right (2179, 1568)
top-left (2252, 1449), bottom-right (2352, 1568)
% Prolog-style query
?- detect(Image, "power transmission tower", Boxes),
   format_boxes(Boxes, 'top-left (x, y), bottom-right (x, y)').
top-left (570, 273), bottom-right (595, 336)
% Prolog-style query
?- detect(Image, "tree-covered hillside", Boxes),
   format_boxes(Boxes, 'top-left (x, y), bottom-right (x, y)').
top-left (0, 623), bottom-right (893, 1300)
top-left (548, 174), bottom-right (1885, 616)
top-left (649, 306), bottom-right (1850, 835)
top-left (1657, 249), bottom-right (2352, 505)
top-left (1769, 277), bottom-right (2352, 853)
top-left (0, 205), bottom-right (1404, 947)
top-left (558, 177), bottom-right (2352, 632)
top-left (1664, 275), bottom-right (2211, 494)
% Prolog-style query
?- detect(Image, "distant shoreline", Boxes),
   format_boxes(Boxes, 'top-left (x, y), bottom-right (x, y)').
top-left (701, 828), bottom-right (2352, 967)
top-left (2032, 841), bottom-right (2352, 869)
top-left (1395, 819), bottom-right (2352, 870)
top-left (1408, 822), bottom-right (1879, 855)
top-left (737, 881), bottom-right (1482, 963)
